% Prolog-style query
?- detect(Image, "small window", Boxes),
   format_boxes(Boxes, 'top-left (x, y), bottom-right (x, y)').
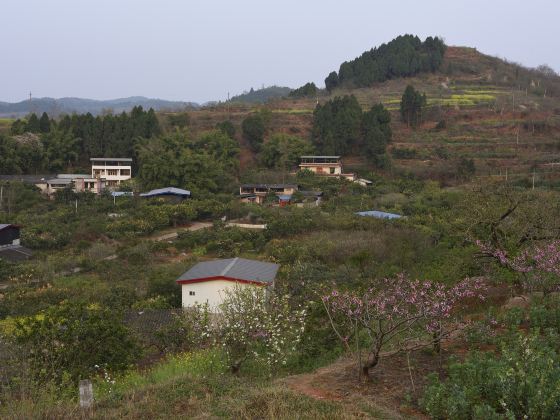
top-left (189, 291), bottom-right (195, 296)
top-left (330, 167), bottom-right (335, 174)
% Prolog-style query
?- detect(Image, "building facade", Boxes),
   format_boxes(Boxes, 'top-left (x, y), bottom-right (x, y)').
top-left (239, 184), bottom-right (298, 205)
top-left (299, 156), bottom-right (356, 181)
top-left (90, 158), bottom-right (132, 188)
top-left (176, 257), bottom-right (279, 309)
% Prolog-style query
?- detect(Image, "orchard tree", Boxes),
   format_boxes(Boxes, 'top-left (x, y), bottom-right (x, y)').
top-left (216, 285), bottom-right (307, 374)
top-left (14, 302), bottom-right (140, 384)
top-left (215, 120), bottom-right (236, 139)
top-left (478, 240), bottom-right (560, 295)
top-left (322, 274), bottom-right (485, 379)
top-left (400, 85), bottom-right (427, 128)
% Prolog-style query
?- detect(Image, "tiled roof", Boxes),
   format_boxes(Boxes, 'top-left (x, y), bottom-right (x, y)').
top-left (177, 257), bottom-right (279, 284)
top-left (0, 245), bottom-right (33, 262)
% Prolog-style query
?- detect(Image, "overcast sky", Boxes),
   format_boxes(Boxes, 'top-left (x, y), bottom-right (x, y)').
top-left (2, 0), bottom-right (558, 103)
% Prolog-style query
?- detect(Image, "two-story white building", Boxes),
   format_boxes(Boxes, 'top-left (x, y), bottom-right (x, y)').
top-left (90, 158), bottom-right (132, 189)
top-left (298, 156), bottom-right (356, 181)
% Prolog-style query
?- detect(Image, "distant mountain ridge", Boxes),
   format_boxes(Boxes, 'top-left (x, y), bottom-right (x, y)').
top-left (0, 96), bottom-right (199, 118)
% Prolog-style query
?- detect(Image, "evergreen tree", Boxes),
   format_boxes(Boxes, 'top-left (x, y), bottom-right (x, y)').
top-left (362, 104), bottom-right (392, 164)
top-left (325, 71), bottom-right (339, 92)
top-left (39, 112), bottom-right (51, 133)
top-left (326, 35), bottom-right (446, 89)
top-left (25, 113), bottom-right (40, 133)
top-left (312, 95), bottom-right (362, 155)
top-left (289, 82), bottom-right (318, 98)
top-left (241, 115), bottom-right (266, 152)
top-left (400, 85), bottom-right (427, 128)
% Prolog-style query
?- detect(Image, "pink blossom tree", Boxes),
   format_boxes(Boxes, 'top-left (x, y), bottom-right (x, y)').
top-left (477, 240), bottom-right (560, 295)
top-left (321, 274), bottom-right (485, 379)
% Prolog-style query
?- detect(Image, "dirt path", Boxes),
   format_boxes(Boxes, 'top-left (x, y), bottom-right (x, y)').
top-left (150, 222), bottom-right (213, 242)
top-left (280, 349), bottom-right (446, 419)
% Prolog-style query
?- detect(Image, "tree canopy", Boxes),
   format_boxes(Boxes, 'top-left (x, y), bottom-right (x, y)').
top-left (260, 133), bottom-right (315, 170)
top-left (288, 82), bottom-right (318, 98)
top-left (325, 35), bottom-right (446, 91)
top-left (312, 95), bottom-right (391, 163)
top-left (400, 85), bottom-right (427, 128)
top-left (136, 130), bottom-right (239, 195)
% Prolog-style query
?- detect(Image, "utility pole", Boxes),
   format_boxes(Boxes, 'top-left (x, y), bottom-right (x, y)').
top-left (532, 171), bottom-right (536, 190)
top-left (0, 185), bottom-right (3, 212)
top-left (505, 168), bottom-right (508, 181)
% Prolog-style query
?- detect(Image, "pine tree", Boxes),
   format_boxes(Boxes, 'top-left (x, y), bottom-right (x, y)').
top-left (400, 85), bottom-right (426, 128)
top-left (25, 113), bottom-right (40, 133)
top-left (39, 112), bottom-right (51, 133)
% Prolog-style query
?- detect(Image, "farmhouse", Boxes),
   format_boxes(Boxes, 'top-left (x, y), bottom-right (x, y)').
top-left (176, 257), bottom-right (279, 309)
top-left (239, 183), bottom-right (298, 205)
top-left (0, 224), bottom-right (33, 262)
top-left (0, 175), bottom-right (50, 193)
top-left (299, 156), bottom-right (356, 181)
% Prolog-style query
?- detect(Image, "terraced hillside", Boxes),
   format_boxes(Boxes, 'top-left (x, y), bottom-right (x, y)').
top-left (182, 47), bottom-right (560, 186)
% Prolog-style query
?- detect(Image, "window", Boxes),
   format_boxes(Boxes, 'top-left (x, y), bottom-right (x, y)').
top-left (189, 291), bottom-right (195, 296)
top-left (329, 167), bottom-right (335, 174)
top-left (107, 169), bottom-right (118, 176)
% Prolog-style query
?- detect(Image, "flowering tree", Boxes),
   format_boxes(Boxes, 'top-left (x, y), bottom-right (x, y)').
top-left (478, 240), bottom-right (560, 295)
top-left (322, 274), bottom-right (485, 379)
top-left (216, 285), bottom-right (306, 374)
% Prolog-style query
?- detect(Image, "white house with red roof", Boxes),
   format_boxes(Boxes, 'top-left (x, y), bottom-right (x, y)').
top-left (176, 257), bottom-right (279, 309)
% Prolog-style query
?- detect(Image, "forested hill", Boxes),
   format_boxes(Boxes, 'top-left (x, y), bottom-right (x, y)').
top-left (325, 34), bottom-right (446, 90)
top-left (0, 96), bottom-right (198, 118)
top-left (229, 86), bottom-right (292, 104)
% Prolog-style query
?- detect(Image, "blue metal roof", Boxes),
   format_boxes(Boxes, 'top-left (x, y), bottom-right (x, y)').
top-left (140, 187), bottom-right (191, 198)
top-left (278, 195), bottom-right (292, 201)
top-left (111, 191), bottom-right (134, 197)
top-left (355, 210), bottom-right (403, 220)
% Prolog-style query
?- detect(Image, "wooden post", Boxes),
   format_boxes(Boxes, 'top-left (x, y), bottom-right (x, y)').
top-left (79, 379), bottom-right (93, 408)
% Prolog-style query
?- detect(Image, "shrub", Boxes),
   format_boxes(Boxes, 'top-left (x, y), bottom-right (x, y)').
top-left (13, 303), bottom-right (141, 385)
top-left (421, 332), bottom-right (560, 419)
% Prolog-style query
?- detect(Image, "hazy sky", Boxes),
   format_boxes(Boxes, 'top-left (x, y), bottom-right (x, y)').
top-left (2, 0), bottom-right (558, 103)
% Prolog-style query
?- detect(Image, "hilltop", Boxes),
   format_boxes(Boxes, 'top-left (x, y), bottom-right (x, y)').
top-left (182, 45), bottom-right (560, 186)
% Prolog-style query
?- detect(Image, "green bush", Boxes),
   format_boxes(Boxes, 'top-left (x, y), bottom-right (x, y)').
top-left (421, 332), bottom-right (560, 419)
top-left (13, 302), bottom-right (141, 385)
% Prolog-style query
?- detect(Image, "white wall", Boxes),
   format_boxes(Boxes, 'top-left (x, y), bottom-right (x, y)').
top-left (181, 279), bottom-right (262, 310)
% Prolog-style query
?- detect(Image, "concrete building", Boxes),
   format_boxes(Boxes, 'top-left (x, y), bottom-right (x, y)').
top-left (299, 156), bottom-right (356, 181)
top-left (90, 158), bottom-right (132, 189)
top-left (176, 257), bottom-right (279, 309)
top-left (239, 184), bottom-right (298, 205)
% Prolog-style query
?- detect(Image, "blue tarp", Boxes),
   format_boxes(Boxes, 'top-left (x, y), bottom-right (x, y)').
top-left (355, 210), bottom-right (403, 220)
top-left (140, 187), bottom-right (191, 198)
top-left (111, 191), bottom-right (134, 197)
